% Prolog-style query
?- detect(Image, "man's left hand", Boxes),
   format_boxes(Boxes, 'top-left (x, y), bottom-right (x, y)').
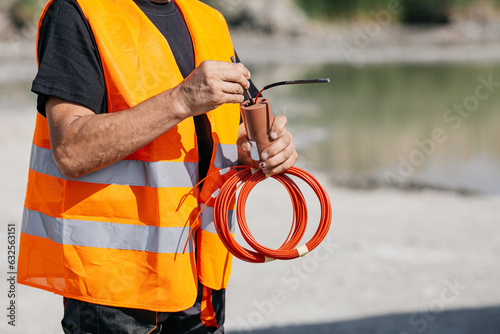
top-left (237, 115), bottom-right (298, 176)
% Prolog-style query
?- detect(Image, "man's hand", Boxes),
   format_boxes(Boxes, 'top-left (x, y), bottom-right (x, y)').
top-left (238, 115), bottom-right (298, 176)
top-left (175, 60), bottom-right (251, 119)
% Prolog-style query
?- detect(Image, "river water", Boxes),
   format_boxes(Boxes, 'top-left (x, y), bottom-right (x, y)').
top-left (2, 58), bottom-right (499, 195)
top-left (251, 63), bottom-right (500, 194)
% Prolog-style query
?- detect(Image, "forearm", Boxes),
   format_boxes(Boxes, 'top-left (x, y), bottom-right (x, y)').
top-left (48, 89), bottom-right (186, 178)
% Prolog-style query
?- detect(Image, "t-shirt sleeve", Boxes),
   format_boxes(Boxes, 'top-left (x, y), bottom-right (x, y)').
top-left (32, 0), bottom-right (106, 117)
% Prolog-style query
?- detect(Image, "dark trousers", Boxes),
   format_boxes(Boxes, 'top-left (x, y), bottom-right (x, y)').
top-left (62, 283), bottom-right (225, 334)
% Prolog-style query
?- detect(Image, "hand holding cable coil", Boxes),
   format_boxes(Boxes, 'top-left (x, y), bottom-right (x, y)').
top-left (213, 81), bottom-right (332, 263)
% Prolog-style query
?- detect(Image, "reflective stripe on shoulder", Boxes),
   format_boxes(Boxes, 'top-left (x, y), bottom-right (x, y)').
top-left (199, 205), bottom-right (235, 234)
top-left (22, 207), bottom-right (194, 254)
top-left (29, 144), bottom-right (198, 188)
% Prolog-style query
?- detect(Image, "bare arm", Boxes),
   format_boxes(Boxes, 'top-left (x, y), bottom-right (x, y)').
top-left (48, 60), bottom-right (251, 179)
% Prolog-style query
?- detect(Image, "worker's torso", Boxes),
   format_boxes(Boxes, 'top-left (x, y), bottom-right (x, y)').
top-left (18, 0), bottom-right (239, 311)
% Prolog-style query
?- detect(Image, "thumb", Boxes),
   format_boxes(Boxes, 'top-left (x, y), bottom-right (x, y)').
top-left (237, 134), bottom-right (252, 153)
top-left (237, 135), bottom-right (260, 168)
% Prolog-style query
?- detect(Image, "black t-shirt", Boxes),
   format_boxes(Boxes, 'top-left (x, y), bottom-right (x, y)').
top-left (32, 0), bottom-right (257, 183)
top-left (33, 0), bottom-right (196, 115)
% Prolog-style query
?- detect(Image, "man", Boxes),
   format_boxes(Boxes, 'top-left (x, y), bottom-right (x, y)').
top-left (18, 0), bottom-right (297, 333)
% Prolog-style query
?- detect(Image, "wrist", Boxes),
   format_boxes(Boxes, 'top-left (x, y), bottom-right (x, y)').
top-left (168, 82), bottom-right (192, 122)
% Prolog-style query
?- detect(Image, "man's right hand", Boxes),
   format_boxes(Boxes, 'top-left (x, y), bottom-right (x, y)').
top-left (174, 60), bottom-right (251, 119)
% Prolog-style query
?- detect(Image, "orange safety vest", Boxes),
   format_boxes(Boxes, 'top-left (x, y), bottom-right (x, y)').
top-left (18, 0), bottom-right (239, 313)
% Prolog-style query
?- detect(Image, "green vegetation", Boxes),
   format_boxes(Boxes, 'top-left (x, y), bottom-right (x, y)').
top-left (293, 0), bottom-right (500, 24)
top-left (7, 0), bottom-right (500, 31)
top-left (9, 0), bottom-right (43, 29)
top-left (293, 0), bottom-right (391, 20)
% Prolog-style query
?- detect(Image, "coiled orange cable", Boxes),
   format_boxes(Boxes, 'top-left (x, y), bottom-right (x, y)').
top-left (213, 166), bottom-right (332, 263)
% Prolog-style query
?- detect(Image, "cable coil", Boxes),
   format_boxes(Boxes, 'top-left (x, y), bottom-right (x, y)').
top-left (213, 166), bottom-right (332, 263)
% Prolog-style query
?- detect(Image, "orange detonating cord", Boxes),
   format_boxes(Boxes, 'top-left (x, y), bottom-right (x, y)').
top-left (212, 166), bottom-right (332, 263)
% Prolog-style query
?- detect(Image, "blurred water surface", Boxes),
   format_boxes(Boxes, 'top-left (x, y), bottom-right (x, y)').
top-left (3, 62), bottom-right (499, 194)
top-left (251, 63), bottom-right (500, 194)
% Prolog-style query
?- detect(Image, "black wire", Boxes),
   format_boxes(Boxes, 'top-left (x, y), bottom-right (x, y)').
top-left (256, 78), bottom-right (330, 100)
top-left (263, 78), bottom-right (330, 91)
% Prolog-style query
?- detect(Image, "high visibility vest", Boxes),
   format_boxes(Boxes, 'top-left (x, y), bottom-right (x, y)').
top-left (18, 0), bottom-right (239, 312)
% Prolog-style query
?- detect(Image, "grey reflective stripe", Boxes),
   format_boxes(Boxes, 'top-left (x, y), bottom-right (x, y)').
top-left (22, 207), bottom-right (194, 254)
top-left (248, 140), bottom-right (260, 161)
top-left (30, 144), bottom-right (198, 188)
top-left (200, 205), bottom-right (235, 234)
top-left (213, 143), bottom-right (237, 169)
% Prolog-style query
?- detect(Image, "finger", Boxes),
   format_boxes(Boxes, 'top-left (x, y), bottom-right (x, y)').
top-left (210, 60), bottom-right (251, 81)
top-left (205, 89), bottom-right (244, 107)
top-left (238, 147), bottom-right (260, 169)
top-left (200, 60), bottom-right (251, 85)
top-left (224, 57), bottom-right (252, 79)
top-left (260, 140), bottom-right (296, 172)
top-left (216, 59), bottom-right (251, 74)
top-left (260, 128), bottom-right (292, 161)
top-left (218, 91), bottom-right (245, 105)
top-left (220, 81), bottom-right (244, 95)
top-left (262, 151), bottom-right (298, 176)
top-left (237, 133), bottom-right (252, 153)
top-left (269, 115), bottom-right (288, 140)
top-left (220, 70), bottom-right (250, 90)
top-left (236, 62), bottom-right (251, 79)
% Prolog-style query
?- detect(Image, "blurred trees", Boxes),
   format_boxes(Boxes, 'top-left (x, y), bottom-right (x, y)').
top-left (5, 0), bottom-right (500, 33)
top-left (401, 0), bottom-right (451, 24)
top-left (293, 0), bottom-right (389, 20)
top-left (8, 0), bottom-right (40, 30)
top-left (293, 0), bottom-right (499, 24)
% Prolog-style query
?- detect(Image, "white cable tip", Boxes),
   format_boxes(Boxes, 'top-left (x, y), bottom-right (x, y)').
top-left (220, 167), bottom-right (231, 175)
top-left (264, 256), bottom-right (275, 263)
top-left (297, 245), bottom-right (309, 257)
top-left (211, 188), bottom-right (220, 198)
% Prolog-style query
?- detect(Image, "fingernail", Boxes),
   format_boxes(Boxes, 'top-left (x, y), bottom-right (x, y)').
top-left (261, 153), bottom-right (268, 161)
top-left (270, 132), bottom-right (278, 140)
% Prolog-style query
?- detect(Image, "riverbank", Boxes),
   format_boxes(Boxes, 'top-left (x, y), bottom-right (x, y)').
top-left (232, 19), bottom-right (500, 65)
